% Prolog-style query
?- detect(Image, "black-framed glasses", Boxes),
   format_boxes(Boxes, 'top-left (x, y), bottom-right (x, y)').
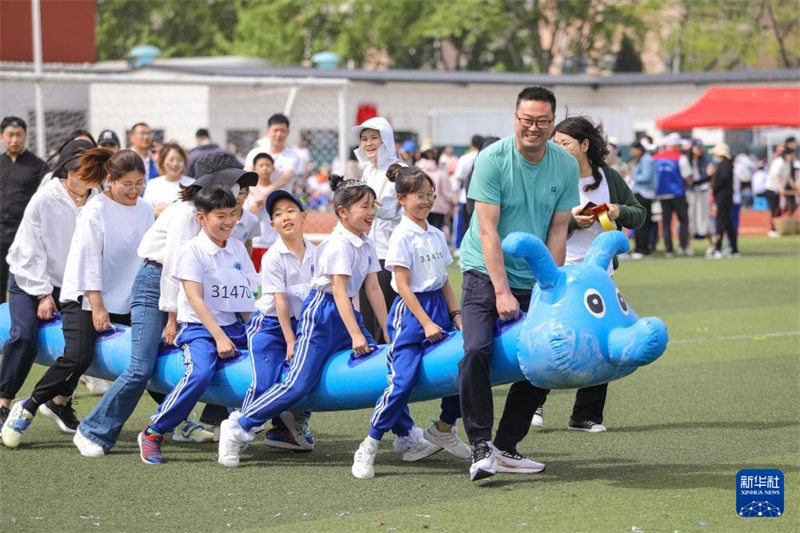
top-left (515, 113), bottom-right (553, 130)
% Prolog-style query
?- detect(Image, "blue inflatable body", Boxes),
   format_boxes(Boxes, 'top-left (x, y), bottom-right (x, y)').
top-left (0, 232), bottom-right (668, 411)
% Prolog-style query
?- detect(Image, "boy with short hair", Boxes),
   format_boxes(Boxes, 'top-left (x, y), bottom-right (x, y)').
top-left (219, 190), bottom-right (316, 467)
top-left (139, 185), bottom-right (258, 464)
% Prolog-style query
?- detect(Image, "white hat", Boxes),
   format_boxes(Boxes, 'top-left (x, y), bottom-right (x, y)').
top-left (664, 132), bottom-right (684, 147)
top-left (708, 142), bottom-right (731, 159)
top-left (639, 137), bottom-right (656, 152)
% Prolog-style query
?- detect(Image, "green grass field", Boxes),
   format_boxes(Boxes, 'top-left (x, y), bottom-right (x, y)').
top-left (1, 236), bottom-right (799, 533)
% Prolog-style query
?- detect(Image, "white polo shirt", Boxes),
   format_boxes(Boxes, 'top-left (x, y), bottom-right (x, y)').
top-left (60, 193), bottom-right (154, 314)
top-left (256, 237), bottom-right (316, 319)
top-left (232, 209), bottom-right (261, 243)
top-left (310, 222), bottom-right (381, 298)
top-left (172, 231), bottom-right (258, 327)
top-left (385, 216), bottom-right (453, 293)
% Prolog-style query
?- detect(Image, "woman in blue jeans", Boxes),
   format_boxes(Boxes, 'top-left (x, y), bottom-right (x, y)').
top-left (73, 155), bottom-right (257, 457)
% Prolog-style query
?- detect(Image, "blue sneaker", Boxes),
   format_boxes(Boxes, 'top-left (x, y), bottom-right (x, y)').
top-left (138, 426), bottom-right (165, 464)
top-left (264, 427), bottom-right (305, 451)
top-left (1, 400), bottom-right (35, 449)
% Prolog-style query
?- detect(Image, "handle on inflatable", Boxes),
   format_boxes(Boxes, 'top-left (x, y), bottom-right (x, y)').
top-left (495, 311), bottom-right (526, 337)
top-left (346, 344), bottom-right (384, 368)
top-left (96, 324), bottom-right (126, 340)
top-left (421, 330), bottom-right (458, 354)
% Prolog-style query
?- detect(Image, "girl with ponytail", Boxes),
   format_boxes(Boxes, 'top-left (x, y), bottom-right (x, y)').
top-left (2, 149), bottom-right (155, 448)
top-left (218, 174), bottom-right (389, 466)
top-left (352, 164), bottom-right (470, 479)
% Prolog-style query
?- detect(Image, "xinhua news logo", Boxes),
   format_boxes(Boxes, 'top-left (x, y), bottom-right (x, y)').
top-left (737, 469), bottom-right (783, 518)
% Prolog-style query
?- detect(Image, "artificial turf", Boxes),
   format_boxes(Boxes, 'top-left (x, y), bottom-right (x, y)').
top-left (1, 236), bottom-right (798, 533)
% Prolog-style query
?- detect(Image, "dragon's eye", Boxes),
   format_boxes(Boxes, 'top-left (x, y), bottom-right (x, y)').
top-left (616, 289), bottom-right (630, 315)
top-left (583, 289), bottom-right (605, 318)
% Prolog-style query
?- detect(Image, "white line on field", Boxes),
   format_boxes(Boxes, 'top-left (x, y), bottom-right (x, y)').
top-left (671, 331), bottom-right (800, 345)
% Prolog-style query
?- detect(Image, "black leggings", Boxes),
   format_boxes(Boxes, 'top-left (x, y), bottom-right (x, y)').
top-left (715, 200), bottom-right (738, 253)
top-left (28, 300), bottom-right (130, 409)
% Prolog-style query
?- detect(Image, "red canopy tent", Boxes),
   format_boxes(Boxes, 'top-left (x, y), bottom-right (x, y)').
top-left (656, 86), bottom-right (800, 130)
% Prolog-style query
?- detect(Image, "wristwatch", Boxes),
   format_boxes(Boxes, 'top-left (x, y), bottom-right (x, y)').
top-left (38, 294), bottom-right (49, 301)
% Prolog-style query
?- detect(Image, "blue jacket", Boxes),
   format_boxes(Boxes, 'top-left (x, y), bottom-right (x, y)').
top-left (654, 150), bottom-right (686, 198)
top-left (631, 153), bottom-right (656, 194)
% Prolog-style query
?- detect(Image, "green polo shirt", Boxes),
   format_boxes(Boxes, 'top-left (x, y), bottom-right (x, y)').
top-left (460, 136), bottom-right (579, 289)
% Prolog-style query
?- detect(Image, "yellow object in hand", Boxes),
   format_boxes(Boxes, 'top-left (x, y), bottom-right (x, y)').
top-left (598, 211), bottom-right (615, 231)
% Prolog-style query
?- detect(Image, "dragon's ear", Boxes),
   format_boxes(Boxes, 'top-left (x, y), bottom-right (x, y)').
top-left (502, 232), bottom-right (562, 289)
top-left (584, 231), bottom-right (629, 271)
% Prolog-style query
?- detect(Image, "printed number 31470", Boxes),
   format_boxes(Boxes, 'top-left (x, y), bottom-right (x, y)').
top-left (211, 285), bottom-right (252, 299)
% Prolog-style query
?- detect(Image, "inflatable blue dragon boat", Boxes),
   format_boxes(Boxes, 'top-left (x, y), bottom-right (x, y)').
top-left (0, 231), bottom-right (668, 411)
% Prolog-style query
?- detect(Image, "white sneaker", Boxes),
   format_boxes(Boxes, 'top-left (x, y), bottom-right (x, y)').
top-left (218, 417), bottom-right (254, 468)
top-left (531, 406), bottom-right (544, 428)
top-left (73, 429), bottom-right (104, 458)
top-left (80, 375), bottom-right (110, 395)
top-left (1, 400), bottom-right (34, 449)
top-left (424, 421), bottom-right (471, 459)
top-left (684, 247), bottom-right (695, 257)
top-left (491, 444), bottom-right (546, 474)
top-left (352, 437), bottom-right (379, 479)
top-left (393, 426), bottom-right (441, 462)
top-left (469, 442), bottom-right (497, 481)
top-left (768, 230), bottom-right (780, 238)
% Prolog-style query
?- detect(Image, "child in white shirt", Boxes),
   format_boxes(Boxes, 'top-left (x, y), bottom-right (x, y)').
top-left (217, 175), bottom-right (387, 467)
top-left (352, 164), bottom-right (470, 479)
top-left (139, 186), bottom-right (257, 464)
top-left (219, 191), bottom-right (317, 464)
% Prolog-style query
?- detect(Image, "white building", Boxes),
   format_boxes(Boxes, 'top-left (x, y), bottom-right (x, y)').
top-left (1, 58), bottom-right (798, 161)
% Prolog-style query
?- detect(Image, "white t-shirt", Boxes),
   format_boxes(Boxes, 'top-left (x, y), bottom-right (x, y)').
top-left (766, 157), bottom-right (792, 192)
top-left (249, 147), bottom-right (303, 248)
top-left (173, 231), bottom-right (258, 326)
top-left (256, 237), bottom-right (316, 319)
top-left (135, 201), bottom-right (202, 313)
top-left (385, 216), bottom-right (452, 293)
top-left (310, 222), bottom-right (381, 298)
top-left (565, 170), bottom-right (613, 275)
top-left (454, 150), bottom-right (478, 204)
top-left (142, 175), bottom-right (195, 208)
top-left (60, 193), bottom-right (154, 314)
top-left (231, 209), bottom-right (261, 243)
top-left (8, 179), bottom-right (97, 296)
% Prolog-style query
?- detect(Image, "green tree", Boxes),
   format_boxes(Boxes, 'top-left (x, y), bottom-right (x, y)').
top-left (96, 0), bottom-right (238, 61)
top-left (661, 0), bottom-right (800, 72)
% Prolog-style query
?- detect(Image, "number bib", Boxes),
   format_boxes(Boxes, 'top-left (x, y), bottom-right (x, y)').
top-left (203, 266), bottom-right (255, 312)
top-left (417, 245), bottom-right (447, 280)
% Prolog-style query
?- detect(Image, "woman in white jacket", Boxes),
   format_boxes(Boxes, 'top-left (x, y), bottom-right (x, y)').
top-left (2, 148), bottom-right (154, 449)
top-left (352, 117), bottom-right (405, 343)
top-left (0, 139), bottom-right (97, 432)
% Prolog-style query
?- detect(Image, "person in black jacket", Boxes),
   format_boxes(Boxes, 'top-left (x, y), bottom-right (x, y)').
top-left (0, 117), bottom-right (46, 304)
top-left (708, 143), bottom-right (738, 258)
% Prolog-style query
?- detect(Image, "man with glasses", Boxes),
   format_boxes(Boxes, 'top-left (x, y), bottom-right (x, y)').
top-left (128, 122), bottom-right (158, 183)
top-left (458, 86), bottom-right (579, 481)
